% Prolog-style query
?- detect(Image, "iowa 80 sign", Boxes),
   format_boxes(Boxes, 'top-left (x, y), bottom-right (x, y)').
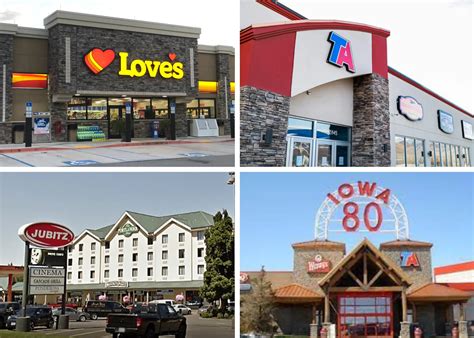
top-left (315, 182), bottom-right (409, 240)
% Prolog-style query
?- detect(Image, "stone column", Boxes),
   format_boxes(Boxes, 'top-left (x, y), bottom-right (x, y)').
top-left (0, 34), bottom-right (14, 137)
top-left (216, 53), bottom-right (231, 135)
top-left (50, 101), bottom-right (68, 142)
top-left (459, 321), bottom-right (468, 338)
top-left (352, 73), bottom-right (391, 166)
top-left (175, 102), bottom-right (188, 138)
top-left (240, 86), bottom-right (290, 166)
top-left (399, 321), bottom-right (410, 338)
top-left (310, 323), bottom-right (319, 338)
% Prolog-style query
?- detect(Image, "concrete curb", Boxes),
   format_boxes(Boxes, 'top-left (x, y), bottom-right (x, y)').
top-left (0, 138), bottom-right (234, 154)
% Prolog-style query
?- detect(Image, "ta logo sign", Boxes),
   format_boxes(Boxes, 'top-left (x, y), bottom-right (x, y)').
top-left (327, 31), bottom-right (355, 73)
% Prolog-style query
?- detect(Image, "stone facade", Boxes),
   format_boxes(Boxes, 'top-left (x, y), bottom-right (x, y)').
top-left (175, 102), bottom-right (188, 138)
top-left (273, 305), bottom-right (313, 336)
top-left (0, 34), bottom-right (14, 142)
top-left (240, 86), bottom-right (290, 166)
top-left (216, 53), bottom-right (231, 135)
top-left (399, 321), bottom-right (410, 338)
top-left (380, 242), bottom-right (433, 292)
top-left (352, 73), bottom-right (391, 166)
top-left (293, 242), bottom-right (346, 293)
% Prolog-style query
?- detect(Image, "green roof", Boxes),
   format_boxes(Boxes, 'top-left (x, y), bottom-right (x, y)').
top-left (86, 211), bottom-right (214, 239)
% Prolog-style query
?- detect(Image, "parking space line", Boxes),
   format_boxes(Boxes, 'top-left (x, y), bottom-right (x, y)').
top-left (1, 153), bottom-right (35, 167)
top-left (69, 329), bottom-right (107, 337)
top-left (69, 149), bottom-right (125, 162)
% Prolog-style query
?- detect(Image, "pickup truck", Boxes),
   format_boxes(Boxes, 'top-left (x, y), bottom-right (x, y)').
top-left (106, 302), bottom-right (186, 338)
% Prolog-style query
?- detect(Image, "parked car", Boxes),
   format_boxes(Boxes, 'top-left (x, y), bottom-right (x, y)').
top-left (84, 300), bottom-right (129, 320)
top-left (7, 306), bottom-right (54, 330)
top-left (185, 300), bottom-right (202, 308)
top-left (174, 304), bottom-right (192, 315)
top-left (198, 304), bottom-right (213, 314)
top-left (52, 307), bottom-right (90, 322)
top-left (150, 299), bottom-right (175, 307)
top-left (50, 303), bottom-right (79, 310)
top-left (0, 302), bottom-right (20, 329)
top-left (106, 302), bottom-right (186, 338)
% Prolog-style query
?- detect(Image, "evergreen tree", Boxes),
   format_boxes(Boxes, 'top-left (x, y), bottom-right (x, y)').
top-left (199, 210), bottom-right (234, 311)
top-left (240, 267), bottom-right (276, 335)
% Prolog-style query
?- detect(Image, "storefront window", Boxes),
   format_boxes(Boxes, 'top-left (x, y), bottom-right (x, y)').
top-left (287, 117), bottom-right (313, 138)
top-left (316, 122), bottom-right (350, 141)
top-left (434, 142), bottom-right (441, 167)
top-left (186, 99), bottom-right (216, 119)
top-left (415, 139), bottom-right (425, 167)
top-left (133, 98), bottom-right (152, 119)
top-left (87, 98), bottom-right (107, 120)
top-left (395, 136), bottom-right (405, 167)
top-left (405, 137), bottom-right (415, 167)
top-left (67, 97), bottom-right (87, 120)
top-left (152, 99), bottom-right (169, 119)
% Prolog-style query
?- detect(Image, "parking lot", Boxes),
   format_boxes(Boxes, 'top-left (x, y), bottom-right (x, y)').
top-left (0, 313), bottom-right (234, 337)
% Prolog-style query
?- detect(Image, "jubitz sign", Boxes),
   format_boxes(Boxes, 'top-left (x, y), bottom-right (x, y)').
top-left (18, 222), bottom-right (75, 248)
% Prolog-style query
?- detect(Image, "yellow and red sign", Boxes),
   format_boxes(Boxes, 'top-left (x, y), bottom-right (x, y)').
top-left (12, 73), bottom-right (47, 89)
top-left (84, 48), bottom-right (116, 74)
top-left (198, 81), bottom-right (236, 93)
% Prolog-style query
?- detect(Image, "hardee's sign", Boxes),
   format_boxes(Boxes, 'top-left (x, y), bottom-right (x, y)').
top-left (84, 48), bottom-right (184, 79)
top-left (308, 255), bottom-right (331, 273)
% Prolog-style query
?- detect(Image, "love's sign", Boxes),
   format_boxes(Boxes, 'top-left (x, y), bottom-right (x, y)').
top-left (84, 48), bottom-right (184, 79)
top-left (18, 222), bottom-right (75, 248)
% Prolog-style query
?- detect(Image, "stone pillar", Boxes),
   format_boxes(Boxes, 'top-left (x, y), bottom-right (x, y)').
top-left (352, 73), bottom-right (391, 166)
top-left (310, 323), bottom-right (319, 338)
top-left (0, 34), bottom-right (14, 125)
top-left (458, 321), bottom-right (468, 338)
top-left (399, 321), bottom-right (410, 338)
top-left (175, 102), bottom-right (188, 137)
top-left (216, 53), bottom-right (231, 135)
top-left (50, 101), bottom-right (68, 142)
top-left (240, 86), bottom-right (290, 166)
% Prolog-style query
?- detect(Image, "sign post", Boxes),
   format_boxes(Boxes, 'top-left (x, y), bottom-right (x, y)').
top-left (229, 101), bottom-right (235, 139)
top-left (125, 102), bottom-right (131, 142)
top-left (169, 99), bottom-right (176, 140)
top-left (17, 222), bottom-right (75, 332)
top-left (25, 101), bottom-right (32, 148)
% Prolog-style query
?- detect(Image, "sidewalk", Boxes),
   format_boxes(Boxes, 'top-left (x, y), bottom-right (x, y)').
top-left (0, 136), bottom-right (234, 154)
top-left (0, 136), bottom-right (235, 167)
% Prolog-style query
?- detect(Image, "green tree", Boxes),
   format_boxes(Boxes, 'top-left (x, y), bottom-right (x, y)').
top-left (199, 210), bottom-right (234, 312)
top-left (240, 267), bottom-right (276, 335)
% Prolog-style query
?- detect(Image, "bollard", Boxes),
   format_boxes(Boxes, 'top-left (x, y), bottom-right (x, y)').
top-left (320, 326), bottom-right (328, 338)
top-left (452, 326), bottom-right (459, 338)
top-left (415, 327), bottom-right (423, 338)
top-left (58, 315), bottom-right (69, 329)
top-left (16, 316), bottom-right (31, 332)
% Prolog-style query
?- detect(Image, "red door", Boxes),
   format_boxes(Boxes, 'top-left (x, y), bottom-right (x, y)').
top-left (338, 293), bottom-right (393, 338)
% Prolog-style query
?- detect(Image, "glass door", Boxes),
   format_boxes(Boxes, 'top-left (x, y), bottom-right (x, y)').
top-left (287, 137), bottom-right (313, 167)
top-left (317, 141), bottom-right (333, 167)
top-left (335, 144), bottom-right (349, 167)
top-left (108, 105), bottom-right (124, 138)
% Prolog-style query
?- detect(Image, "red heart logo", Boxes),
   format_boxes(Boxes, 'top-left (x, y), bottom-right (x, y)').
top-left (84, 49), bottom-right (115, 74)
top-left (169, 53), bottom-right (176, 61)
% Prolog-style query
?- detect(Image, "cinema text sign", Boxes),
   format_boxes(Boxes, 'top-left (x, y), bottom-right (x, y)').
top-left (29, 267), bottom-right (65, 295)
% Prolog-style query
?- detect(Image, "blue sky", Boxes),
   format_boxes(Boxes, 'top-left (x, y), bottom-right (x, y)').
top-left (241, 172), bottom-right (474, 271)
top-left (0, 172), bottom-right (234, 266)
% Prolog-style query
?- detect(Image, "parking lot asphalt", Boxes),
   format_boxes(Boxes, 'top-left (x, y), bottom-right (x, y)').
top-left (0, 137), bottom-right (234, 167)
top-left (0, 313), bottom-right (234, 337)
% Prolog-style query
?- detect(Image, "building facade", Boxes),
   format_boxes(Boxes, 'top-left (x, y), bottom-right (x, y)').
top-left (240, 0), bottom-right (473, 167)
top-left (0, 11), bottom-right (234, 144)
top-left (66, 211), bottom-right (213, 305)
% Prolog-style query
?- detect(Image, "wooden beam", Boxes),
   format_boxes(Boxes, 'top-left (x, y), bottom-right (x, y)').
top-left (312, 304), bottom-right (316, 324)
top-left (363, 252), bottom-right (368, 286)
top-left (460, 302), bottom-right (465, 321)
top-left (402, 287), bottom-right (407, 322)
top-left (324, 293), bottom-right (329, 323)
top-left (412, 302), bottom-right (417, 322)
top-left (329, 286), bottom-right (403, 292)
top-left (328, 251), bottom-right (364, 287)
top-left (366, 251), bottom-right (402, 285)
top-left (348, 270), bottom-right (366, 290)
top-left (368, 269), bottom-right (384, 287)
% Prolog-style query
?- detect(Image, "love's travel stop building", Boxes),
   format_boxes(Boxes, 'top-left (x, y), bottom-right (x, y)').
top-left (0, 11), bottom-right (234, 143)
top-left (241, 181), bottom-right (472, 338)
top-left (240, 0), bottom-right (473, 167)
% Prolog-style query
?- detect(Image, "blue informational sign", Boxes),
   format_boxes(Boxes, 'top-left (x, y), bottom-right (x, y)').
top-left (63, 160), bottom-right (100, 166)
top-left (170, 101), bottom-right (176, 114)
top-left (26, 101), bottom-right (32, 107)
top-left (125, 102), bottom-right (131, 115)
top-left (25, 101), bottom-right (33, 117)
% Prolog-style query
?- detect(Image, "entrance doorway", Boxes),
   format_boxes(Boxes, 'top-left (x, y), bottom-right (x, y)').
top-left (338, 293), bottom-right (393, 338)
top-left (108, 105), bottom-right (125, 139)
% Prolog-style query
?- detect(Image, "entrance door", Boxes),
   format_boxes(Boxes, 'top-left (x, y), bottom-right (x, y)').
top-left (317, 141), bottom-right (333, 167)
top-left (335, 144), bottom-right (349, 167)
top-left (287, 137), bottom-right (313, 167)
top-left (108, 105), bottom-right (125, 138)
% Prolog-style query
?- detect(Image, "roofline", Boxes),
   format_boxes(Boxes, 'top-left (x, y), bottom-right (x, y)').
top-left (256, 0), bottom-right (306, 20)
top-left (241, 20), bottom-right (390, 44)
top-left (104, 211), bottom-right (150, 241)
top-left (434, 261), bottom-right (474, 276)
top-left (72, 229), bottom-right (101, 245)
top-left (43, 10), bottom-right (201, 39)
top-left (388, 67), bottom-right (472, 117)
top-left (152, 218), bottom-right (192, 236)
top-left (198, 45), bottom-right (235, 56)
top-left (0, 23), bottom-right (48, 39)
top-left (380, 240), bottom-right (433, 249)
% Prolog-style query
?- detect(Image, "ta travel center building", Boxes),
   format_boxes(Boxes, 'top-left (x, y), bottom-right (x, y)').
top-left (240, 0), bottom-right (473, 167)
top-left (0, 11), bottom-right (234, 143)
top-left (241, 182), bottom-right (472, 338)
